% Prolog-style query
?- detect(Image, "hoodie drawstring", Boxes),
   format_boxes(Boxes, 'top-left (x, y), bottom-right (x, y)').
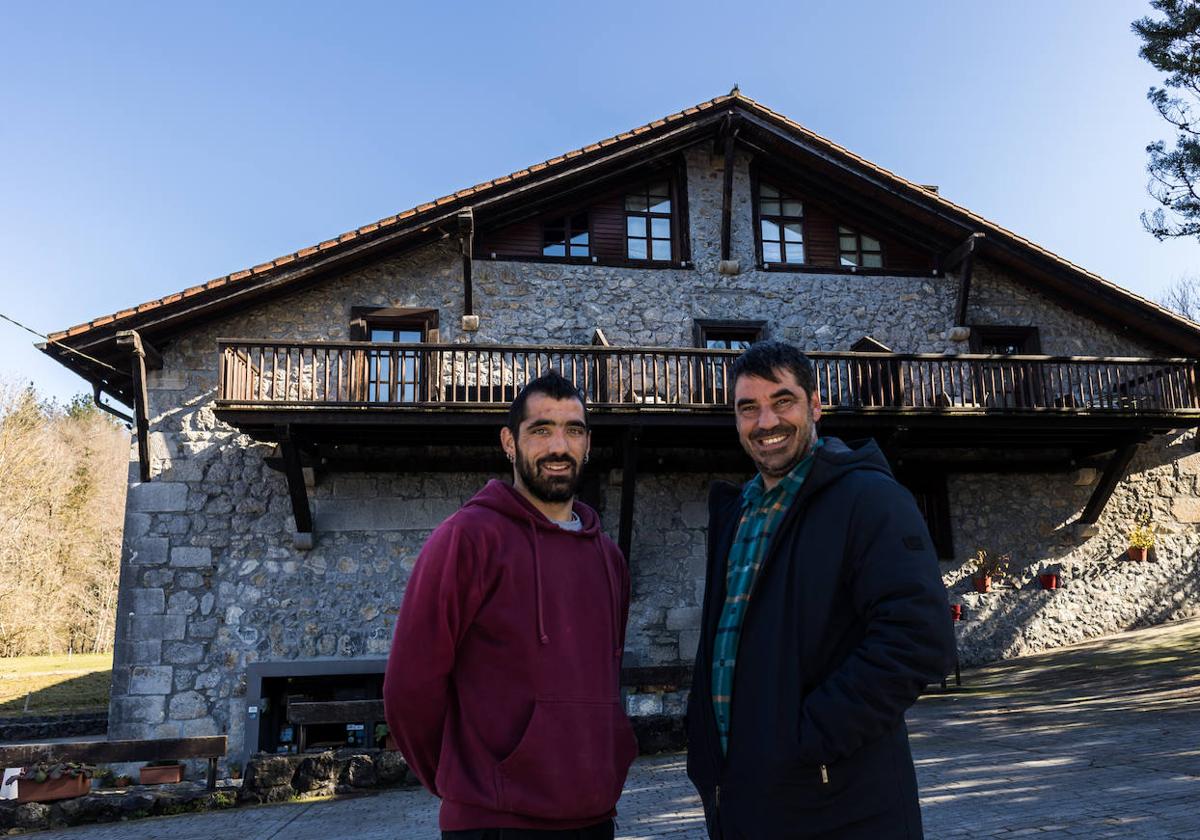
top-left (529, 520), bottom-right (550, 645)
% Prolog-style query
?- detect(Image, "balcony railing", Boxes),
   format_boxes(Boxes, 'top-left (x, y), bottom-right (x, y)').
top-left (216, 340), bottom-right (1200, 416)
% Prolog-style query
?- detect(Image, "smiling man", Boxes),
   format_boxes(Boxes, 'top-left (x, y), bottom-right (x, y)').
top-left (686, 341), bottom-right (955, 839)
top-left (384, 372), bottom-right (636, 840)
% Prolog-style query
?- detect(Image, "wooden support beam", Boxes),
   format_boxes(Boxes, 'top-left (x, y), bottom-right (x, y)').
top-left (1078, 440), bottom-right (1140, 525)
top-left (277, 425), bottom-right (314, 535)
top-left (949, 233), bottom-right (984, 325)
top-left (618, 426), bottom-right (641, 562)
top-left (116, 330), bottom-right (152, 482)
top-left (719, 117), bottom-right (739, 262)
top-left (458, 207), bottom-right (474, 316)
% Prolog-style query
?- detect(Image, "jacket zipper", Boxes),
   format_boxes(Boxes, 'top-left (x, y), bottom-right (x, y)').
top-left (819, 764), bottom-right (829, 784)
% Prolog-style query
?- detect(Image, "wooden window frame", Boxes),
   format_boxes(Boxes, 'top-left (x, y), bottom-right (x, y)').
top-left (750, 170), bottom-right (806, 267)
top-left (693, 320), bottom-right (766, 405)
top-left (838, 225), bottom-right (885, 268)
top-left (625, 177), bottom-right (677, 264)
top-left (349, 307), bottom-right (440, 403)
top-left (541, 211), bottom-right (591, 259)
top-left (693, 319), bottom-right (766, 349)
top-left (968, 325), bottom-right (1043, 408)
top-left (968, 325), bottom-right (1042, 355)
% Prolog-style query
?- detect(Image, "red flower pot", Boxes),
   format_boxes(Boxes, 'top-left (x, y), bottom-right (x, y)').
top-left (1038, 573), bottom-right (1058, 590)
top-left (139, 764), bottom-right (184, 785)
top-left (971, 575), bottom-right (991, 593)
top-left (950, 604), bottom-right (963, 621)
top-left (1127, 547), bottom-right (1149, 562)
top-left (16, 774), bottom-right (89, 803)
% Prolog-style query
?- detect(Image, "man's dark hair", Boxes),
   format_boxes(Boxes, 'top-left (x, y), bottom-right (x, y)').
top-left (730, 340), bottom-right (816, 396)
top-left (507, 371), bottom-right (588, 438)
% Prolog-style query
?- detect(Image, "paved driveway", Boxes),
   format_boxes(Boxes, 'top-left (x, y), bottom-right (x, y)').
top-left (27, 618), bottom-right (1200, 839)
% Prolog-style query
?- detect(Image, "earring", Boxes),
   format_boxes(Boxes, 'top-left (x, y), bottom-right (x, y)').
top-left (507, 452), bottom-right (515, 463)
top-left (583, 453), bottom-right (589, 464)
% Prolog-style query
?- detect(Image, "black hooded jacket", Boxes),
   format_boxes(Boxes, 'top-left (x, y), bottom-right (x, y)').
top-left (686, 437), bottom-right (956, 839)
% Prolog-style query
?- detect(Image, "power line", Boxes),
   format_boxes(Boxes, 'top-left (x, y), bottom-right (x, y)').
top-left (0, 311), bottom-right (124, 376)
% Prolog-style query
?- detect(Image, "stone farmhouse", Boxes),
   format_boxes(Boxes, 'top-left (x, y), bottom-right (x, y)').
top-left (43, 92), bottom-right (1200, 767)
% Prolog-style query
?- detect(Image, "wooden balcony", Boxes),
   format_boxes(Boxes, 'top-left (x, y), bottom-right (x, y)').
top-left (216, 339), bottom-right (1200, 418)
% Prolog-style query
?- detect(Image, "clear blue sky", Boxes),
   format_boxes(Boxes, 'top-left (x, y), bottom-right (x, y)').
top-left (2, 0), bottom-right (1196, 403)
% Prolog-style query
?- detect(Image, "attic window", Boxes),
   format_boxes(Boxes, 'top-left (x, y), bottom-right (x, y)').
top-left (542, 213), bottom-right (589, 258)
top-left (758, 183), bottom-right (804, 264)
top-left (625, 180), bottom-right (673, 261)
top-left (838, 226), bottom-right (883, 268)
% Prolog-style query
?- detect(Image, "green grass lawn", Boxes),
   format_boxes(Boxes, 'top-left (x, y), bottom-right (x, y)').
top-left (0, 653), bottom-right (111, 717)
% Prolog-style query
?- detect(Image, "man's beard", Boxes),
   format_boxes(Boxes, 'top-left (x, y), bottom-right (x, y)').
top-left (747, 416), bottom-right (818, 480)
top-left (514, 446), bottom-right (582, 503)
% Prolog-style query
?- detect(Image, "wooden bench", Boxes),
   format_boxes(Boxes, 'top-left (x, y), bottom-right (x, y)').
top-left (0, 736), bottom-right (227, 791)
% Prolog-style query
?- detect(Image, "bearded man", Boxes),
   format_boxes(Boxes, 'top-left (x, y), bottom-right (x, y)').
top-left (385, 371), bottom-right (636, 840)
top-left (686, 341), bottom-right (955, 839)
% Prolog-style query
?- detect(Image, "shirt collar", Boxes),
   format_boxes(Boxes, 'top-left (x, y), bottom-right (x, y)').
top-left (742, 437), bottom-right (824, 507)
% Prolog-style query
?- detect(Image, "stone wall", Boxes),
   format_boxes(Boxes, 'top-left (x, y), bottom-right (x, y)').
top-left (109, 138), bottom-right (1200, 762)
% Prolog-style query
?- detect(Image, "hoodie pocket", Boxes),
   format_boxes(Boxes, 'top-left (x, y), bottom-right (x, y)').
top-left (496, 697), bottom-right (637, 821)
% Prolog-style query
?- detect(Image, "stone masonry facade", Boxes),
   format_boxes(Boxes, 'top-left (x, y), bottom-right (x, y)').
top-left (110, 144), bottom-right (1200, 764)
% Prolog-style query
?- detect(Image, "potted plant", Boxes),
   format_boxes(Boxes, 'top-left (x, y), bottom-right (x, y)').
top-left (6, 763), bottom-right (93, 803)
top-left (139, 760), bottom-right (184, 785)
top-left (970, 549), bottom-right (1009, 593)
top-left (1038, 570), bottom-right (1059, 590)
top-left (949, 604), bottom-right (964, 621)
top-left (1128, 513), bottom-right (1155, 562)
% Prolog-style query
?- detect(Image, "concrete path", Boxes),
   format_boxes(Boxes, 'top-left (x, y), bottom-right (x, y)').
top-left (27, 618), bottom-right (1200, 838)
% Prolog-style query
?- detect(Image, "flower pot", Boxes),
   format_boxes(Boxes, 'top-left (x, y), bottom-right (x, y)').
top-left (1038, 573), bottom-right (1058, 590)
top-left (1127, 547), bottom-right (1149, 562)
top-left (950, 604), bottom-right (963, 621)
top-left (139, 764), bottom-right (184, 785)
top-left (971, 575), bottom-right (991, 593)
top-left (16, 774), bottom-right (89, 803)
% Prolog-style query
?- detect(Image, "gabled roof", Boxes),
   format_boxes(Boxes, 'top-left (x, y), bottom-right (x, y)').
top-left (42, 91), bottom-right (1200, 400)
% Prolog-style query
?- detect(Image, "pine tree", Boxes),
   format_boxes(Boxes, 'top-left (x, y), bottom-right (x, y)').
top-left (1134, 0), bottom-right (1200, 239)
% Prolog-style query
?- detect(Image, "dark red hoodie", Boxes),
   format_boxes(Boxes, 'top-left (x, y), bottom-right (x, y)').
top-left (383, 480), bottom-right (637, 831)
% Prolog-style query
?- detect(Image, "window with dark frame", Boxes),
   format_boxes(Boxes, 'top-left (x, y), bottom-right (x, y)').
top-left (758, 183), bottom-right (804, 264)
top-left (969, 325), bottom-right (1042, 355)
top-left (694, 320), bottom-right (765, 404)
top-left (625, 180), bottom-right (673, 261)
top-left (896, 471), bottom-right (954, 560)
top-left (350, 308), bottom-right (438, 404)
top-left (542, 212), bottom-right (590, 258)
top-left (838, 226), bottom-right (883, 268)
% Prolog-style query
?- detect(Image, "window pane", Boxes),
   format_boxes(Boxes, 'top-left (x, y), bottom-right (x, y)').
top-left (625, 194), bottom-right (648, 212)
top-left (838, 225), bottom-right (853, 236)
top-left (570, 245), bottom-right (589, 257)
top-left (396, 330), bottom-right (422, 343)
top-left (650, 217), bottom-right (671, 239)
top-left (862, 235), bottom-right (881, 252)
top-left (543, 242), bottom-right (566, 257)
top-left (652, 238), bottom-right (672, 260)
top-left (627, 216), bottom-right (645, 237)
top-left (783, 222), bottom-right (803, 242)
top-left (628, 237), bottom-right (648, 259)
top-left (760, 199), bottom-right (781, 216)
top-left (760, 183), bottom-right (779, 198)
top-left (761, 219), bottom-right (780, 241)
top-left (782, 200), bottom-right (803, 217)
top-left (839, 235), bottom-right (857, 251)
top-left (862, 252), bottom-right (883, 268)
top-left (649, 196), bottom-right (672, 214)
top-left (840, 254), bottom-right (859, 267)
top-left (570, 229), bottom-right (589, 246)
top-left (370, 329), bottom-right (394, 342)
top-left (787, 243), bottom-right (805, 263)
top-left (763, 242), bottom-right (782, 263)
top-left (706, 338), bottom-right (730, 349)
top-left (731, 339), bottom-right (752, 350)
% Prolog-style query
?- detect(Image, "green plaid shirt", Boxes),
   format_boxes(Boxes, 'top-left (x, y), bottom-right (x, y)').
top-left (711, 439), bottom-right (823, 755)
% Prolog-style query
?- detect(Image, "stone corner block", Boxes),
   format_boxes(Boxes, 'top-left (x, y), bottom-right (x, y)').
top-left (127, 537), bottom-right (169, 567)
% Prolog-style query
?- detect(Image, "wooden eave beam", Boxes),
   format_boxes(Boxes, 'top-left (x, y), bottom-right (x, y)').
top-left (458, 207), bottom-right (474, 315)
top-left (719, 116), bottom-right (740, 262)
top-left (1078, 439), bottom-right (1142, 525)
top-left (618, 426), bottom-right (641, 562)
top-left (115, 330), bottom-right (153, 482)
top-left (949, 233), bottom-right (984, 325)
top-left (277, 425), bottom-right (314, 536)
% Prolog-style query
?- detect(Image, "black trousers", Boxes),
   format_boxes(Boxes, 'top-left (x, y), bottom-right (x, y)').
top-left (442, 819), bottom-right (614, 840)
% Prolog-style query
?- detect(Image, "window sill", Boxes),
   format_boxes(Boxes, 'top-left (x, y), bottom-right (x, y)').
top-left (483, 254), bottom-right (694, 270)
